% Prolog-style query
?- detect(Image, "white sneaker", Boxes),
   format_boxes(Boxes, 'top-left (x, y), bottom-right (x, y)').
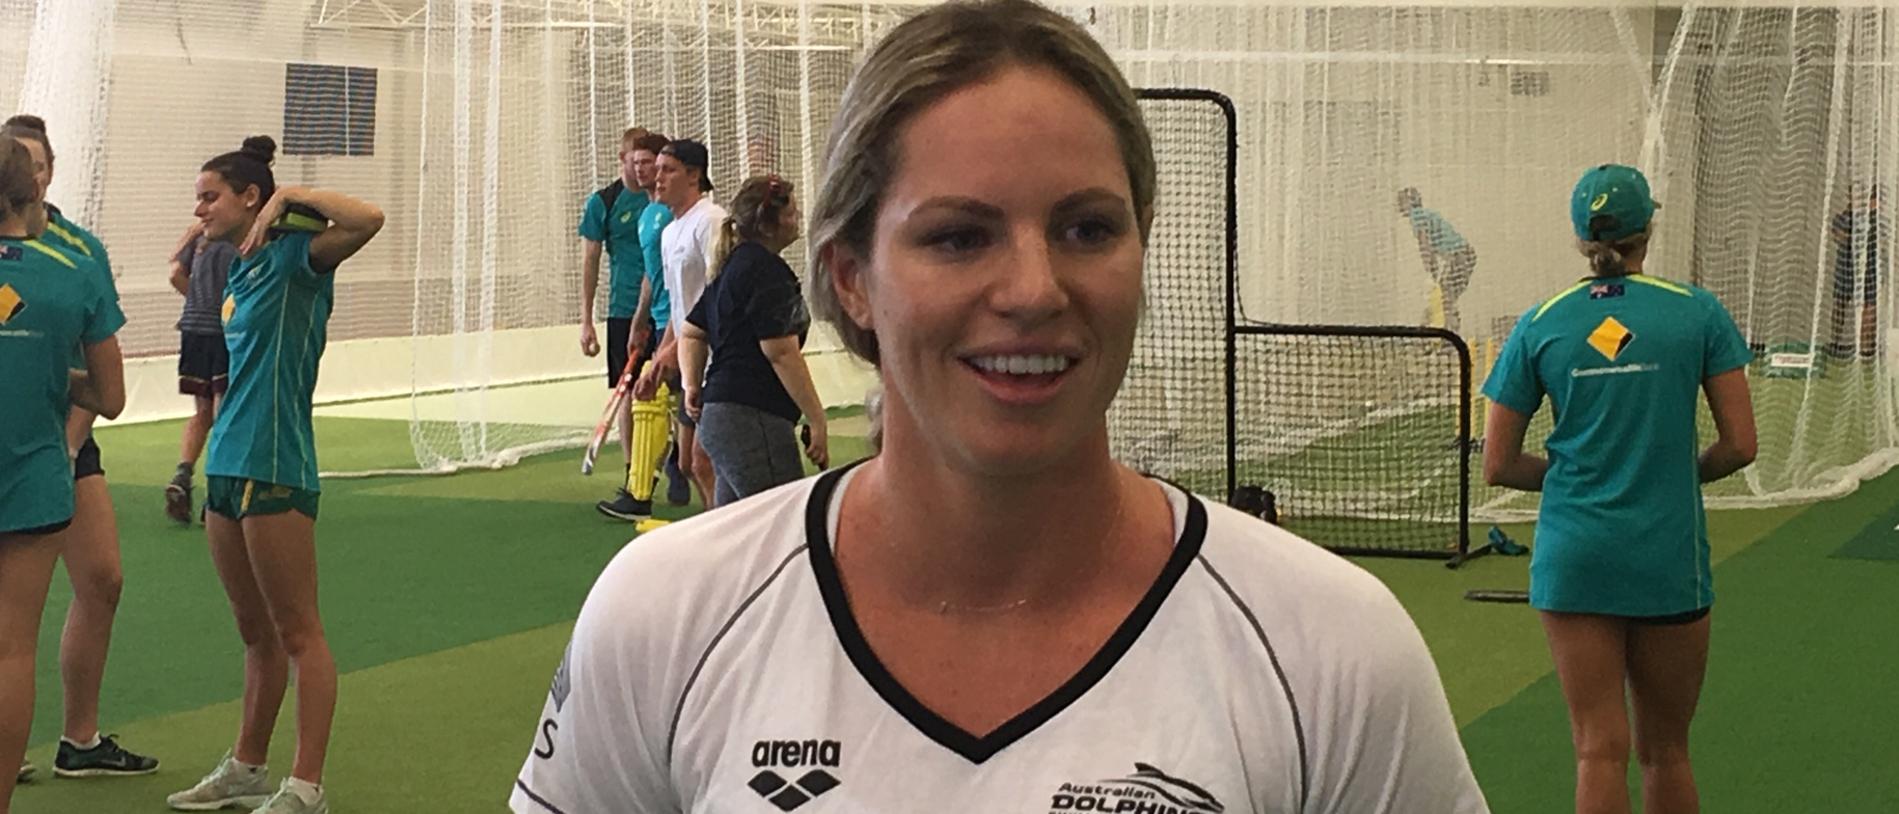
top-left (250, 779), bottom-right (327, 814)
top-left (166, 751), bottom-right (272, 811)
top-left (16, 759), bottom-right (33, 783)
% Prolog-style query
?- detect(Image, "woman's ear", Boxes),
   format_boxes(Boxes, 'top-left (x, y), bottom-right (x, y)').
top-left (823, 241), bottom-right (874, 332)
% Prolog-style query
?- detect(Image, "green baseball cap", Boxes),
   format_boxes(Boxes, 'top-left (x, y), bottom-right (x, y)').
top-left (1571, 164), bottom-right (1655, 242)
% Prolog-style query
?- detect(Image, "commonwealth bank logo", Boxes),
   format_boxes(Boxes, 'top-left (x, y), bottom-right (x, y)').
top-left (0, 283), bottom-right (24, 325)
top-left (1587, 316), bottom-right (1634, 361)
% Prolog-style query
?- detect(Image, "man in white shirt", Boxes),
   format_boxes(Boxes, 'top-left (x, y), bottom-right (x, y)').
top-left (635, 138), bottom-right (728, 507)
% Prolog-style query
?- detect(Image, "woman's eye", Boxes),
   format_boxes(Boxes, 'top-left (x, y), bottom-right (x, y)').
top-left (926, 227), bottom-right (988, 255)
top-left (1065, 217), bottom-right (1122, 246)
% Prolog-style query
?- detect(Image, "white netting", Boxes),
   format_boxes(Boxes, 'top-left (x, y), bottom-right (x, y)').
top-left (5, 1), bottom-right (1896, 504)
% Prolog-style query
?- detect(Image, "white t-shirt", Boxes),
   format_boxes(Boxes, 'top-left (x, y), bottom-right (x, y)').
top-left (662, 197), bottom-right (728, 340)
top-left (511, 467), bottom-right (1489, 814)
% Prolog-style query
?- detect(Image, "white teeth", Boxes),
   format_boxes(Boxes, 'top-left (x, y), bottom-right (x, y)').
top-left (971, 354), bottom-right (1072, 375)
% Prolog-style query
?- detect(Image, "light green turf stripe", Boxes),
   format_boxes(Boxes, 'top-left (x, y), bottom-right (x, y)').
top-left (19, 623), bottom-right (573, 814)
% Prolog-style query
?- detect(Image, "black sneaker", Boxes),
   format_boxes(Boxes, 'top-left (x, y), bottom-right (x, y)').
top-left (17, 759), bottom-right (34, 783)
top-left (54, 734), bottom-right (159, 777)
top-left (663, 448), bottom-right (691, 506)
top-left (596, 490), bottom-right (653, 522)
top-left (165, 473), bottom-right (194, 526)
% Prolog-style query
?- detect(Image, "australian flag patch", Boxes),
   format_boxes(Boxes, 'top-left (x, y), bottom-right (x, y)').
top-left (1589, 283), bottom-right (1625, 299)
top-left (0, 243), bottom-right (21, 262)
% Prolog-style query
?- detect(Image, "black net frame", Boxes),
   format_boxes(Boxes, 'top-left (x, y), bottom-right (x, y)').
top-left (1117, 89), bottom-right (1478, 566)
top-left (1233, 323), bottom-right (1476, 564)
top-left (1109, 89), bottom-right (1239, 500)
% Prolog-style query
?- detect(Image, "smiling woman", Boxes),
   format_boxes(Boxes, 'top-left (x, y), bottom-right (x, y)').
top-left (511, 1), bottom-right (1487, 812)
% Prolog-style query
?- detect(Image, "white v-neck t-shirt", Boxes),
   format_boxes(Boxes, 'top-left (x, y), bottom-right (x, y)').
top-left (512, 466), bottom-right (1488, 814)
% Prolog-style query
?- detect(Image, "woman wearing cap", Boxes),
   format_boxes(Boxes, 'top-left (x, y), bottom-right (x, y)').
top-left (680, 175), bottom-right (829, 505)
top-left (511, 1), bottom-right (1486, 811)
top-left (1482, 164), bottom-right (1756, 814)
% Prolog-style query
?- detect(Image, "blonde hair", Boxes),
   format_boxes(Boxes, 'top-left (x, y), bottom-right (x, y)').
top-left (0, 138), bottom-right (41, 227)
top-left (805, 0), bottom-right (1156, 367)
top-left (710, 175), bottom-right (796, 280)
top-left (1577, 226), bottom-right (1653, 277)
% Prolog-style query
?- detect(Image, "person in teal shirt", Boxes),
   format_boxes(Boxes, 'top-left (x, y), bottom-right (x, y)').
top-left (1482, 164), bottom-right (1757, 814)
top-left (2, 114), bottom-right (158, 782)
top-left (1397, 186), bottom-right (1476, 333)
top-left (163, 135), bottom-right (383, 814)
top-left (0, 136), bottom-right (126, 813)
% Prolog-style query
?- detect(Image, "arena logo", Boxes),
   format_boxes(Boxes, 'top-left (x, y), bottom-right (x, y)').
top-left (1047, 763), bottom-right (1224, 814)
top-left (747, 739), bottom-right (842, 811)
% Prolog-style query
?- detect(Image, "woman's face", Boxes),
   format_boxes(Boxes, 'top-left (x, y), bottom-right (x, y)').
top-left (776, 195), bottom-right (802, 247)
top-left (14, 137), bottom-right (50, 200)
top-left (830, 64), bottom-right (1145, 478)
top-left (194, 171), bottom-right (257, 244)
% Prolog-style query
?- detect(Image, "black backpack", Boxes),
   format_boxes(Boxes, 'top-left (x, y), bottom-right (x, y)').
top-left (597, 179), bottom-right (629, 254)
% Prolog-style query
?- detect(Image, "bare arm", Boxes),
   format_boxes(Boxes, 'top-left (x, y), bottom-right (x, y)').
top-left (761, 335), bottom-right (829, 468)
top-left (1699, 368), bottom-right (1757, 483)
top-left (1482, 401), bottom-right (1547, 491)
top-left (169, 222), bottom-right (203, 296)
top-left (632, 274), bottom-right (654, 332)
top-left (70, 337), bottom-right (126, 420)
top-left (632, 325), bottom-right (678, 402)
top-left (581, 240), bottom-right (603, 323)
top-left (242, 187), bottom-right (385, 268)
top-left (679, 322), bottom-right (710, 418)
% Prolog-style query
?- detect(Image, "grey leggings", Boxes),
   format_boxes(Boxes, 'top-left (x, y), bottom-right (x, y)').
top-left (697, 401), bottom-right (804, 506)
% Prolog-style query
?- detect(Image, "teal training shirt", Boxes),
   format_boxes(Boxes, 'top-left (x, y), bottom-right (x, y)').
top-left (207, 232), bottom-right (334, 492)
top-left (578, 186), bottom-right (650, 319)
top-left (1483, 273), bottom-right (1752, 616)
top-left (1407, 207), bottom-right (1468, 253)
top-left (0, 237), bottom-right (124, 532)
top-left (42, 206), bottom-right (116, 371)
top-left (638, 199), bottom-right (674, 330)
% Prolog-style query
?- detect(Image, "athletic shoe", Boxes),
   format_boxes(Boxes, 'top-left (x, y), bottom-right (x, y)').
top-left (250, 780), bottom-right (327, 814)
top-left (596, 489), bottom-right (653, 521)
top-left (663, 451), bottom-right (691, 506)
top-left (54, 734), bottom-right (158, 777)
top-left (165, 472), bottom-right (195, 525)
top-left (17, 759), bottom-right (34, 783)
top-left (166, 751), bottom-right (272, 811)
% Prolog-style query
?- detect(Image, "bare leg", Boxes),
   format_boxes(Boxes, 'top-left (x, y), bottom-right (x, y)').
top-left (1629, 615), bottom-right (1712, 814)
top-left (206, 512), bottom-right (287, 766)
top-left (1542, 611), bottom-right (1634, 814)
top-left (0, 532), bottom-right (63, 814)
top-left (56, 476), bottom-right (121, 744)
top-left (242, 511), bottom-right (333, 784)
top-left (180, 395), bottom-right (215, 467)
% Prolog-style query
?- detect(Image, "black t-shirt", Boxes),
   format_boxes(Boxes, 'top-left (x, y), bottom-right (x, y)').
top-left (686, 241), bottom-right (811, 422)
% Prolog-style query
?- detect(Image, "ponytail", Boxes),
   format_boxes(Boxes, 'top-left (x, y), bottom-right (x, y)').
top-left (709, 217), bottom-right (739, 282)
top-left (1576, 227), bottom-right (1652, 278)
